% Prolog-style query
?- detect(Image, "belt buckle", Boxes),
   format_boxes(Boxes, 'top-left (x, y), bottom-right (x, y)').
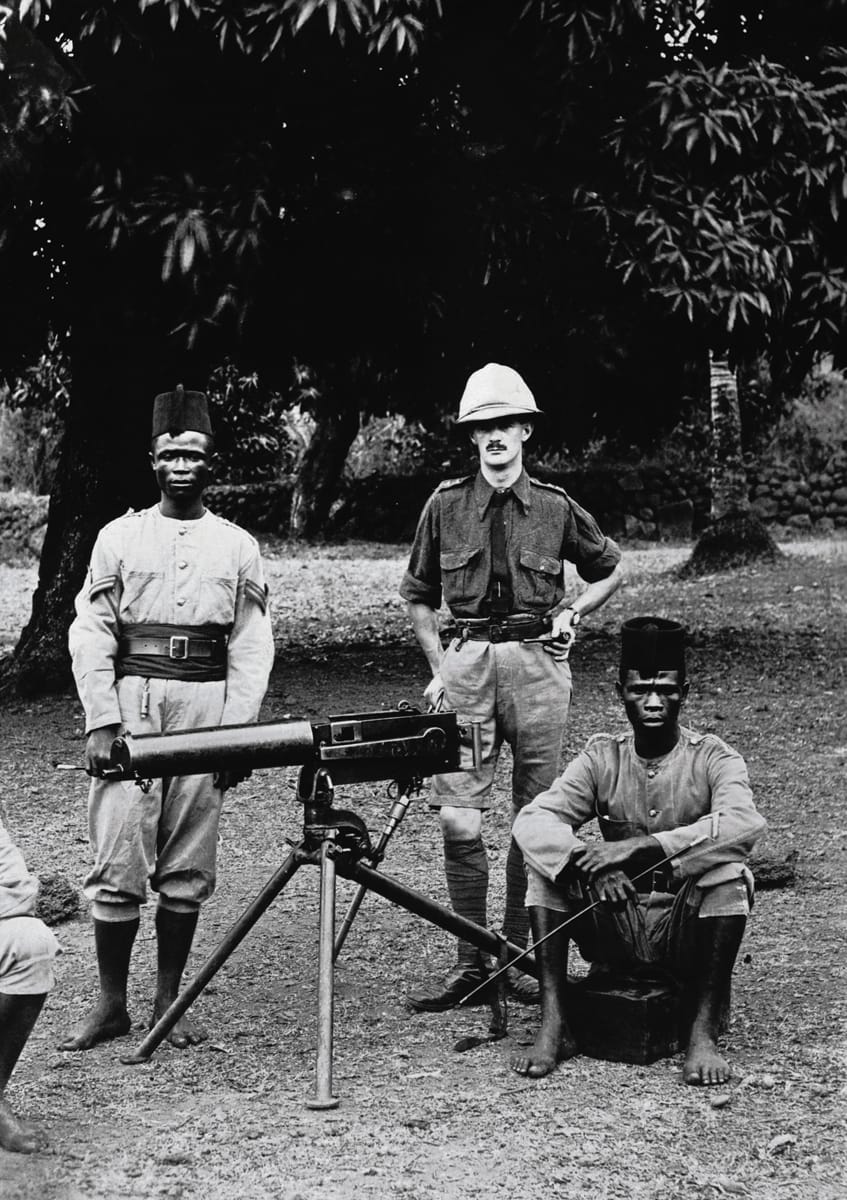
top-left (489, 624), bottom-right (503, 643)
top-left (169, 635), bottom-right (189, 660)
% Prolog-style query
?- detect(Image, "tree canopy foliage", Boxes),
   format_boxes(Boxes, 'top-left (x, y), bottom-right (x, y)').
top-left (3, 0), bottom-right (847, 686)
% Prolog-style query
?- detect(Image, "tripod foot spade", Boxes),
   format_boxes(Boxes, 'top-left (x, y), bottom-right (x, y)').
top-left (305, 1095), bottom-right (340, 1110)
top-left (120, 1050), bottom-right (153, 1065)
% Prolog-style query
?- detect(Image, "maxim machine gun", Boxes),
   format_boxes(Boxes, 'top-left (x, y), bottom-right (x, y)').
top-left (76, 708), bottom-right (537, 1108)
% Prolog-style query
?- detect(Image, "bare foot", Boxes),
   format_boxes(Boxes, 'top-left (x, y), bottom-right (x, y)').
top-left (0, 1098), bottom-right (47, 1154)
top-left (151, 1001), bottom-right (207, 1050)
top-left (683, 1029), bottom-right (731, 1086)
top-left (511, 1022), bottom-right (579, 1079)
top-left (58, 999), bottom-right (132, 1051)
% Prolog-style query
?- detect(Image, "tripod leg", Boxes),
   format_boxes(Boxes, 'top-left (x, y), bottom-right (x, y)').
top-left (334, 792), bottom-right (413, 961)
top-left (121, 846), bottom-right (305, 1065)
top-left (307, 842), bottom-right (340, 1109)
top-left (333, 882), bottom-right (368, 962)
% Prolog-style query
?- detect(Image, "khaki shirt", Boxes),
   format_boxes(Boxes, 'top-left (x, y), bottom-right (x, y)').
top-left (514, 726), bottom-right (767, 886)
top-left (400, 470), bottom-right (621, 617)
top-left (0, 815), bottom-right (38, 921)
top-left (69, 505), bottom-right (274, 733)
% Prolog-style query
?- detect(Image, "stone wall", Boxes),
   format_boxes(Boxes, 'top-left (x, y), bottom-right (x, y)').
top-left (747, 452), bottom-right (847, 535)
top-left (2, 450), bottom-right (845, 562)
top-left (208, 450), bottom-right (847, 542)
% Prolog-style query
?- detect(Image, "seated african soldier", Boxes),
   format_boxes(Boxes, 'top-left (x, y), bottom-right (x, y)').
top-left (511, 616), bottom-right (766, 1085)
top-left (1, 808), bottom-right (60, 1153)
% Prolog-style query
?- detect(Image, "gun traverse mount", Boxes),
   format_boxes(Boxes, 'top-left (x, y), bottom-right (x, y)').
top-left (106, 707), bottom-right (526, 1110)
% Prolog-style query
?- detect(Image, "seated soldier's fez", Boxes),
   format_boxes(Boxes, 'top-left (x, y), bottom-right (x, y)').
top-left (152, 383), bottom-right (213, 438)
top-left (620, 616), bottom-right (686, 680)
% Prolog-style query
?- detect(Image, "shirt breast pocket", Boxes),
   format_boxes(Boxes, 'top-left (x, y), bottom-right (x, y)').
top-left (120, 570), bottom-right (165, 621)
top-left (440, 546), bottom-right (483, 607)
top-left (199, 573), bottom-right (237, 621)
top-left (517, 547), bottom-right (561, 608)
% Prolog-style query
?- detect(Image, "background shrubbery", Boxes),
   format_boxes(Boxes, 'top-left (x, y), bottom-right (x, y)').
top-left (1, 340), bottom-right (845, 551)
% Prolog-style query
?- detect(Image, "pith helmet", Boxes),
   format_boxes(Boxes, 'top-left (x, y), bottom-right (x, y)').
top-left (455, 363), bottom-right (541, 425)
top-left (152, 383), bottom-right (213, 438)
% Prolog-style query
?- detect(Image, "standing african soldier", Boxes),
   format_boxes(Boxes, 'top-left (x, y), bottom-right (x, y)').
top-left (62, 385), bottom-right (273, 1052)
top-left (401, 363), bottom-right (624, 1011)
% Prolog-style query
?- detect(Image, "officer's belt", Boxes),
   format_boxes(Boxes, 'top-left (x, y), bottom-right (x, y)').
top-left (116, 622), bottom-right (229, 682)
top-left (452, 615), bottom-right (552, 644)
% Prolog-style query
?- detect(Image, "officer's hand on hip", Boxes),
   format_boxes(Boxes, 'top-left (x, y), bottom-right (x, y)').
top-left (541, 608), bottom-right (579, 660)
top-left (424, 673), bottom-right (445, 712)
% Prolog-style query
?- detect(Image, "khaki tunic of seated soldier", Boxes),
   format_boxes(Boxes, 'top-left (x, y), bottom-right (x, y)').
top-left (517, 726), bottom-right (767, 938)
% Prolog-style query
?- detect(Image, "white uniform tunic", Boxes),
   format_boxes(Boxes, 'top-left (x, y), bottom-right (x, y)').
top-left (69, 505), bottom-right (274, 918)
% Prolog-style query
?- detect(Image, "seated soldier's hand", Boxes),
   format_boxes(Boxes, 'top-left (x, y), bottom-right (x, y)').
top-left (573, 837), bottom-right (642, 879)
top-left (85, 725), bottom-right (123, 775)
top-left (214, 769), bottom-right (253, 793)
top-left (585, 866), bottom-right (636, 909)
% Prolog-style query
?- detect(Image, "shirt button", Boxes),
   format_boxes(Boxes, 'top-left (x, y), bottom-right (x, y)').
top-left (178, 527), bottom-right (187, 536)
top-left (649, 809), bottom-right (658, 818)
top-left (178, 561), bottom-right (187, 569)
top-left (647, 769), bottom-right (656, 778)
top-left (176, 598), bottom-right (185, 607)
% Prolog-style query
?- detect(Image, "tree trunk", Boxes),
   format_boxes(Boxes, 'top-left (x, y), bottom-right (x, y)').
top-left (289, 403), bottom-right (361, 540)
top-left (680, 353), bottom-right (781, 577)
top-left (0, 251), bottom-right (211, 697)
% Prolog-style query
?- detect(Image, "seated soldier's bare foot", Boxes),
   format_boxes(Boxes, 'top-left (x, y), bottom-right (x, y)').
top-left (510, 1021), bottom-right (578, 1079)
top-left (151, 1001), bottom-right (207, 1049)
top-left (683, 1025), bottom-right (731, 1086)
top-left (58, 999), bottom-right (131, 1051)
top-left (0, 1098), bottom-right (47, 1154)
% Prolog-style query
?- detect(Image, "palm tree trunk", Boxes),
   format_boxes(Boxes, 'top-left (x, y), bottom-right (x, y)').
top-left (681, 353), bottom-right (780, 576)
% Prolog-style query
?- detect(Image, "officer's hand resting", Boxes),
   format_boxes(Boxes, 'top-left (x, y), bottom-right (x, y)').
top-left (424, 672), bottom-right (445, 711)
top-left (541, 608), bottom-right (579, 660)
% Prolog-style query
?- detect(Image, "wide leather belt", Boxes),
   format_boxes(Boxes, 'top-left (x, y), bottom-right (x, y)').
top-left (453, 615), bottom-right (552, 644)
top-left (633, 867), bottom-right (677, 895)
top-left (118, 635), bottom-right (227, 663)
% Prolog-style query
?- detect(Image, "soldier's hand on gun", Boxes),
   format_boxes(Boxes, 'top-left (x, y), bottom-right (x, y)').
top-left (424, 672), bottom-right (445, 712)
top-left (85, 724), bottom-right (123, 775)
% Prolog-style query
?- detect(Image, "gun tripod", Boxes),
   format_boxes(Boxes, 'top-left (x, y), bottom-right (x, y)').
top-left (121, 766), bottom-right (538, 1109)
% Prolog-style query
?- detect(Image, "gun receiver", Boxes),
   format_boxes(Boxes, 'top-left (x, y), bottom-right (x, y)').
top-left (107, 708), bottom-right (480, 789)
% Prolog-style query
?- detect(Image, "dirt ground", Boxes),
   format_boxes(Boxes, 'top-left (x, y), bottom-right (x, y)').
top-left (1, 539), bottom-right (845, 1200)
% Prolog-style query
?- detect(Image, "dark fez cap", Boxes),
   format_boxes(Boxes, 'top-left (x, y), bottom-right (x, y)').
top-left (620, 617), bottom-right (686, 679)
top-left (151, 384), bottom-right (213, 438)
